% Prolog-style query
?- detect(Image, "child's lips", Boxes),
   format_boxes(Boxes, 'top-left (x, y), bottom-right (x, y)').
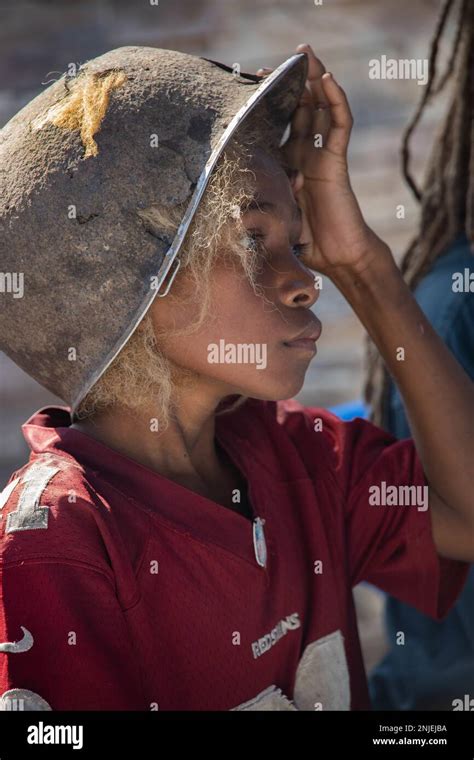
top-left (283, 320), bottom-right (322, 351)
top-left (284, 338), bottom-right (318, 353)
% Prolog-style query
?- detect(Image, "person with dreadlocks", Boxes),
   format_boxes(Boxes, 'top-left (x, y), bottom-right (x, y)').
top-left (365, 0), bottom-right (474, 710)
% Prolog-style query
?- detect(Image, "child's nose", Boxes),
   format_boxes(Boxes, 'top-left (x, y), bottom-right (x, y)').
top-left (283, 266), bottom-right (320, 309)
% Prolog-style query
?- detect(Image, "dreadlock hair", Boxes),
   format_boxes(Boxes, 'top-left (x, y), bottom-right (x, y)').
top-left (364, 0), bottom-right (474, 427)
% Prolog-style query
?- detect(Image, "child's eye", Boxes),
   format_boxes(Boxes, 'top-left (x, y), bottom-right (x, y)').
top-left (292, 243), bottom-right (311, 259)
top-left (245, 233), bottom-right (310, 260)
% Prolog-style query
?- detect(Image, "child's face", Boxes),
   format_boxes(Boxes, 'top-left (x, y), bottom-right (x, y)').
top-left (150, 148), bottom-right (322, 402)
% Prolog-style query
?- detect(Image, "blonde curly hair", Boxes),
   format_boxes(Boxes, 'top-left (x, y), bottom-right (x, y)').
top-left (75, 131), bottom-right (282, 430)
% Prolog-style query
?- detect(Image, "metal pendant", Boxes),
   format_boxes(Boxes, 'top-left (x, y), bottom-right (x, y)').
top-left (253, 516), bottom-right (267, 568)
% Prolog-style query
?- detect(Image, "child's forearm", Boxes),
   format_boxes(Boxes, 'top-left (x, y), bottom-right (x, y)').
top-left (329, 242), bottom-right (474, 547)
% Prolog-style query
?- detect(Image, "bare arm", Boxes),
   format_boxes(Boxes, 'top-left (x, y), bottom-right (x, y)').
top-left (330, 249), bottom-right (474, 561)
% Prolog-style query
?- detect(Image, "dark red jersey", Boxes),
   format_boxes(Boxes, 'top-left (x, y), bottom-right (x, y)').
top-left (0, 399), bottom-right (469, 710)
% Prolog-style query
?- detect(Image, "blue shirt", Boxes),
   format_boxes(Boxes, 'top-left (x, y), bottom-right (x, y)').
top-left (369, 235), bottom-right (474, 710)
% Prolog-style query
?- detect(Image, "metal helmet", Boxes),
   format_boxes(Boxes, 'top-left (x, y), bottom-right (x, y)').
top-left (0, 45), bottom-right (308, 412)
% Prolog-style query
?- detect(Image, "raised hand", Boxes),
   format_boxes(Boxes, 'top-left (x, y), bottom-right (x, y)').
top-left (257, 43), bottom-right (390, 279)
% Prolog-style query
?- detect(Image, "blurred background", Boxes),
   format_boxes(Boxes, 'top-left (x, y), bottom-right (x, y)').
top-left (0, 0), bottom-right (456, 677)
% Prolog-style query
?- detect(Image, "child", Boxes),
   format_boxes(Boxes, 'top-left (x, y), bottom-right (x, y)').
top-left (0, 42), bottom-right (472, 711)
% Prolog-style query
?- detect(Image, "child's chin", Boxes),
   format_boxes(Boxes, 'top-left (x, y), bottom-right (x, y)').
top-left (247, 375), bottom-right (307, 402)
